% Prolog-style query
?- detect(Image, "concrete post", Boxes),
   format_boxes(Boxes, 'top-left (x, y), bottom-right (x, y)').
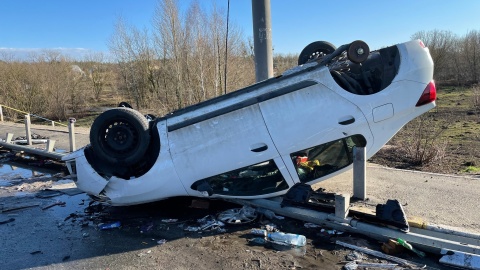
top-left (24, 114), bottom-right (32, 146)
top-left (251, 0), bottom-right (273, 82)
top-left (335, 193), bottom-right (350, 220)
top-left (6, 133), bottom-right (13, 143)
top-left (51, 121), bottom-right (55, 127)
top-left (353, 146), bottom-right (366, 200)
top-left (68, 118), bottom-right (76, 152)
top-left (46, 139), bottom-right (56, 152)
top-left (0, 105), bottom-right (3, 122)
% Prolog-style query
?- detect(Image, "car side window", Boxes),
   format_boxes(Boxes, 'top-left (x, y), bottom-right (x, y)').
top-left (191, 160), bottom-right (289, 196)
top-left (290, 135), bottom-right (366, 183)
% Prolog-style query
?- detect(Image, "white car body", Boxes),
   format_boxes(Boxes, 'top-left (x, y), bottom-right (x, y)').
top-left (63, 40), bottom-right (435, 206)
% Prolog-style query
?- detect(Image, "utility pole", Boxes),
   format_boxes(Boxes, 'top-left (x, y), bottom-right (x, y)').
top-left (251, 0), bottom-right (273, 82)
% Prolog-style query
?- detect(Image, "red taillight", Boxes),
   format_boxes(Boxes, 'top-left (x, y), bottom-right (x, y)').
top-left (416, 81), bottom-right (436, 107)
top-left (419, 40), bottom-right (426, 48)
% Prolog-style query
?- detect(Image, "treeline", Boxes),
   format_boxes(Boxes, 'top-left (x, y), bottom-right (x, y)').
top-left (1, 0), bottom-right (478, 122)
top-left (0, 51), bottom-right (114, 120)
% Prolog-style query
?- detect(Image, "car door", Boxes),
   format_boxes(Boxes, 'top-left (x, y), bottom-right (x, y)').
top-left (167, 103), bottom-right (294, 198)
top-left (259, 80), bottom-right (373, 184)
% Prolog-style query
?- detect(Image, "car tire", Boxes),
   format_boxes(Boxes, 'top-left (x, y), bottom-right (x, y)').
top-left (347, 40), bottom-right (370, 64)
top-left (90, 108), bottom-right (150, 166)
top-left (298, 41), bottom-right (337, 65)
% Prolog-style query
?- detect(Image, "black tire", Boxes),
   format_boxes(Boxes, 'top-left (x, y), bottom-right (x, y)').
top-left (347, 40), bottom-right (370, 64)
top-left (298, 41), bottom-right (337, 65)
top-left (90, 108), bottom-right (150, 166)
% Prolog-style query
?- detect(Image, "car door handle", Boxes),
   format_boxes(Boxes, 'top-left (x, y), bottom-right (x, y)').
top-left (338, 116), bottom-right (355, 125)
top-left (250, 143), bottom-right (268, 152)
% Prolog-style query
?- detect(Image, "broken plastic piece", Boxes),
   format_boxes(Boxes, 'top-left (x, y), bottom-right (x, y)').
top-left (304, 222), bottom-right (321, 228)
top-left (439, 248), bottom-right (480, 269)
top-left (161, 219), bottom-right (178, 223)
top-left (98, 221), bottom-right (121, 230)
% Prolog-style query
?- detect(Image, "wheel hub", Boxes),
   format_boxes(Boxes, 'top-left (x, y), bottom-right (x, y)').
top-left (105, 122), bottom-right (136, 153)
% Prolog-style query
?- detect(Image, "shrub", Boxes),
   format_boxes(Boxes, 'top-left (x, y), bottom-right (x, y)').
top-left (396, 114), bottom-right (450, 166)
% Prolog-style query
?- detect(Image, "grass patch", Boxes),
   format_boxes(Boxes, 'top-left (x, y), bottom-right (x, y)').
top-left (462, 166), bottom-right (480, 173)
top-left (372, 85), bottom-right (480, 174)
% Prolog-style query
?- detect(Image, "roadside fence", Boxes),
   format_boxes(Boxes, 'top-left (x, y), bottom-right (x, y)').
top-left (0, 104), bottom-right (77, 153)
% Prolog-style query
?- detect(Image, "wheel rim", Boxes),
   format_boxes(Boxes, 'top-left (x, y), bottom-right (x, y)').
top-left (100, 119), bottom-right (139, 157)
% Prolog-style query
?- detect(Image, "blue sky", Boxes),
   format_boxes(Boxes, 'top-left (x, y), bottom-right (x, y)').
top-left (1, 0), bottom-right (479, 58)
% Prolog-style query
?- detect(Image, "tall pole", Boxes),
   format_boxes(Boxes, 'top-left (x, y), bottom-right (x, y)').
top-left (251, 0), bottom-right (273, 82)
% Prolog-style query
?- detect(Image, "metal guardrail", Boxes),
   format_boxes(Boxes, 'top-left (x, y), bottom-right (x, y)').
top-left (0, 104), bottom-right (67, 127)
top-left (0, 104), bottom-right (77, 159)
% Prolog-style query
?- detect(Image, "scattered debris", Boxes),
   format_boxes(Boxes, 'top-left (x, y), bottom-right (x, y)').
top-left (345, 251), bottom-right (364, 261)
top-left (323, 229), bottom-right (344, 235)
top-left (157, 239), bottom-right (167, 245)
top-left (439, 248), bottom-right (480, 269)
top-left (217, 206), bottom-right (258, 224)
top-left (250, 228), bottom-right (306, 247)
top-left (36, 189), bottom-right (63, 198)
top-left (137, 250), bottom-right (152, 257)
top-left (304, 222), bottom-right (321, 228)
top-left (42, 201), bottom-right (66, 210)
top-left (381, 239), bottom-right (405, 255)
top-left (161, 219), bottom-right (178, 223)
top-left (0, 201), bottom-right (40, 213)
top-left (264, 224), bottom-right (279, 232)
top-left (336, 240), bottom-right (426, 268)
top-left (184, 215), bottom-right (226, 232)
top-left (98, 221), bottom-right (121, 230)
top-left (140, 222), bottom-right (154, 233)
top-left (344, 261), bottom-right (398, 270)
top-left (30, 250), bottom-right (42, 255)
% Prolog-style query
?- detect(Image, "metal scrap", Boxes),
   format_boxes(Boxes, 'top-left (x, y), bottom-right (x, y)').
top-left (336, 240), bottom-right (426, 269)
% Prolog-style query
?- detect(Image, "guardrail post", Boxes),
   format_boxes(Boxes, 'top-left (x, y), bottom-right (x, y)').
top-left (46, 139), bottom-right (56, 152)
top-left (0, 105), bottom-right (3, 122)
top-left (335, 193), bottom-right (350, 220)
top-left (68, 118), bottom-right (76, 152)
top-left (25, 114), bottom-right (32, 146)
top-left (353, 146), bottom-right (366, 200)
top-left (6, 133), bottom-right (13, 143)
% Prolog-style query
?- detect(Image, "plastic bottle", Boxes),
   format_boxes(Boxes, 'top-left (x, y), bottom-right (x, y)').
top-left (397, 238), bottom-right (425, 257)
top-left (268, 232), bottom-right (306, 247)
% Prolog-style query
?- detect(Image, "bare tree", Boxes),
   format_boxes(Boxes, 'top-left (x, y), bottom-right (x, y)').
top-left (462, 30), bottom-right (480, 84)
top-left (411, 30), bottom-right (456, 79)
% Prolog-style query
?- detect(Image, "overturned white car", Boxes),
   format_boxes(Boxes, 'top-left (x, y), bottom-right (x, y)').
top-left (63, 40), bottom-right (436, 206)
